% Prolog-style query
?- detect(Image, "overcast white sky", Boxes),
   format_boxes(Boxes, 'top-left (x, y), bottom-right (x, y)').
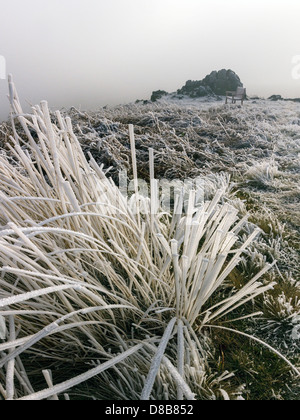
top-left (0, 0), bottom-right (300, 121)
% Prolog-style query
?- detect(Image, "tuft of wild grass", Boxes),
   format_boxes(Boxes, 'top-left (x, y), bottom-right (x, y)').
top-left (0, 77), bottom-right (299, 400)
top-left (244, 160), bottom-right (281, 189)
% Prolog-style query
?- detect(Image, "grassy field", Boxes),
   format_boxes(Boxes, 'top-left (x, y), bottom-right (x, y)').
top-left (0, 82), bottom-right (299, 400)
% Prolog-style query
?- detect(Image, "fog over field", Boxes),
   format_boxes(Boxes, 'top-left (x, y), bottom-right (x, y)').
top-left (0, 0), bottom-right (300, 121)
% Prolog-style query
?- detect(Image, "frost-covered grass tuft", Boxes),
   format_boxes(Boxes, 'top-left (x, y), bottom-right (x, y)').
top-left (0, 79), bottom-right (299, 400)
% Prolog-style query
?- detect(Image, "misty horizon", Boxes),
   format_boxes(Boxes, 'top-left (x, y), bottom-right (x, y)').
top-left (1, 0), bottom-right (300, 122)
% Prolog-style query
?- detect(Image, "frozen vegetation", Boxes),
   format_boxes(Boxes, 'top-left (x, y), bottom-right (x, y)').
top-left (0, 79), bottom-right (299, 400)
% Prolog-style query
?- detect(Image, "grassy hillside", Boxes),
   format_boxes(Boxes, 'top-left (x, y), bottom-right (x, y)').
top-left (0, 83), bottom-right (299, 400)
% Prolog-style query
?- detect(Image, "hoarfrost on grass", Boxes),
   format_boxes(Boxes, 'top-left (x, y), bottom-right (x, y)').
top-left (0, 79), bottom-right (299, 400)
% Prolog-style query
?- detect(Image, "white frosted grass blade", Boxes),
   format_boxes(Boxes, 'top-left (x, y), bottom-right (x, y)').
top-left (0, 335), bottom-right (35, 352)
top-left (150, 179), bottom-right (159, 217)
top-left (42, 370), bottom-right (59, 400)
top-left (0, 310), bottom-right (58, 317)
top-left (171, 241), bottom-right (181, 315)
top-left (16, 343), bottom-right (144, 401)
top-left (156, 234), bottom-right (172, 258)
top-left (7, 222), bottom-right (62, 277)
top-left (186, 250), bottom-right (202, 290)
top-left (183, 190), bottom-right (196, 256)
top-left (7, 196), bottom-right (61, 204)
top-left (40, 101), bottom-right (59, 173)
top-left (0, 267), bottom-right (109, 296)
top-left (220, 232), bottom-right (238, 254)
top-left (220, 312), bottom-right (263, 324)
top-left (198, 253), bottom-right (227, 304)
top-left (210, 229), bottom-right (222, 261)
top-left (0, 320), bottom-right (61, 368)
top-left (202, 263), bottom-right (276, 322)
top-left (229, 228), bottom-right (261, 255)
top-left (194, 257), bottom-right (210, 293)
top-left (208, 283), bottom-right (276, 324)
top-left (186, 257), bottom-right (210, 320)
top-left (129, 124), bottom-right (140, 227)
top-left (149, 148), bottom-right (159, 220)
top-left (6, 316), bottom-right (16, 400)
top-left (61, 181), bottom-right (81, 212)
top-left (35, 211), bottom-right (140, 239)
top-left (0, 315), bottom-right (6, 339)
top-left (149, 147), bottom-right (154, 180)
top-left (177, 319), bottom-right (185, 400)
top-left (0, 284), bottom-right (78, 308)
top-left (220, 389), bottom-right (231, 400)
top-left (231, 215), bottom-right (249, 235)
top-left (169, 193), bottom-right (183, 236)
top-left (180, 256), bottom-right (189, 316)
top-left (0, 318), bottom-right (120, 355)
top-left (185, 221), bottom-right (200, 264)
top-left (136, 222), bottom-right (146, 263)
top-left (185, 254), bottom-right (204, 314)
top-left (141, 317), bottom-right (177, 400)
top-left (159, 354), bottom-right (196, 401)
top-left (206, 189), bottom-right (224, 218)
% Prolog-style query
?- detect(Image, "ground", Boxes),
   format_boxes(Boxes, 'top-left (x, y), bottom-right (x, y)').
top-left (0, 97), bottom-right (299, 400)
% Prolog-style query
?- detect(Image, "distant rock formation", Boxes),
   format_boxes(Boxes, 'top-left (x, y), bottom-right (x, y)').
top-left (151, 90), bottom-right (169, 102)
top-left (178, 69), bottom-right (243, 97)
top-left (268, 95), bottom-right (283, 101)
top-left (268, 95), bottom-right (300, 103)
top-left (151, 69), bottom-right (243, 102)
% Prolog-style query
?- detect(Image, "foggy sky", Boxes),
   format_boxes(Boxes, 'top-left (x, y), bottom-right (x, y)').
top-left (0, 0), bottom-right (300, 122)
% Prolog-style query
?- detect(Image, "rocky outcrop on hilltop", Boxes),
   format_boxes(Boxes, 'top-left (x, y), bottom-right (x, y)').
top-left (178, 69), bottom-right (243, 97)
top-left (151, 69), bottom-right (244, 101)
top-left (150, 90), bottom-right (169, 102)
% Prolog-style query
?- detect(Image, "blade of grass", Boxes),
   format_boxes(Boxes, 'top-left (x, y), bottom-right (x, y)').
top-left (16, 343), bottom-right (144, 401)
top-left (141, 317), bottom-right (177, 400)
